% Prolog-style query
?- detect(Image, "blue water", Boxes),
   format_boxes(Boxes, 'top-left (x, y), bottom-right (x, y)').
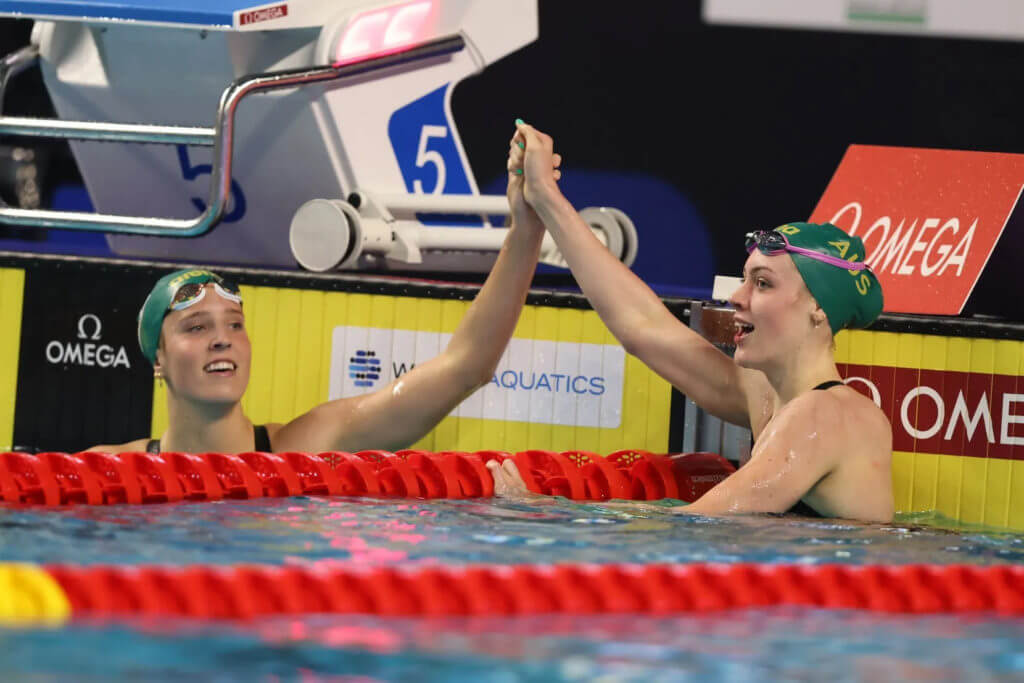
top-left (3, 609), bottom-right (1023, 681)
top-left (1, 496), bottom-right (1023, 681)
top-left (0, 496), bottom-right (1021, 568)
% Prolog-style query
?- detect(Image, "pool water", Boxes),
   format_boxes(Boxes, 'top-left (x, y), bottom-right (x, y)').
top-left (3, 609), bottom-right (1024, 681)
top-left (1, 496), bottom-right (1023, 681)
top-left (1, 496), bottom-right (1021, 567)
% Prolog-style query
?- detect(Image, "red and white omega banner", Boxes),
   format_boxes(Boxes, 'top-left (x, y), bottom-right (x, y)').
top-left (809, 145), bottom-right (1024, 315)
top-left (839, 362), bottom-right (1024, 461)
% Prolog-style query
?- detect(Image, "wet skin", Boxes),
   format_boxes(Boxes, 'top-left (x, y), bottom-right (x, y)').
top-left (489, 122), bottom-right (893, 522)
top-left (90, 125), bottom-right (563, 456)
top-left (158, 292), bottom-right (251, 407)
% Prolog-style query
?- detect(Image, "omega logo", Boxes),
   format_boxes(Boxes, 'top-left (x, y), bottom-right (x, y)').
top-left (46, 313), bottom-right (131, 369)
top-left (77, 313), bottom-right (101, 340)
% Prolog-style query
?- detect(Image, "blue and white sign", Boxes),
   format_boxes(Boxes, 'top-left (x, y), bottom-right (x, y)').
top-left (388, 85), bottom-right (474, 197)
top-left (329, 326), bottom-right (626, 429)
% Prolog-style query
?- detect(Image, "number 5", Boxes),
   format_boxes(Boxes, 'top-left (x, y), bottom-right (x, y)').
top-left (412, 125), bottom-right (448, 195)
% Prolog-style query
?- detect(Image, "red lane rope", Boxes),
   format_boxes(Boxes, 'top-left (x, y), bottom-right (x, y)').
top-left (0, 450), bottom-right (735, 506)
top-left (11, 451), bottom-right (1022, 619)
top-left (45, 563), bottom-right (1024, 618)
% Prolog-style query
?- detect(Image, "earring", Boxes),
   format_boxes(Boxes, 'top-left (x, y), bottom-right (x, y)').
top-left (154, 367), bottom-right (164, 386)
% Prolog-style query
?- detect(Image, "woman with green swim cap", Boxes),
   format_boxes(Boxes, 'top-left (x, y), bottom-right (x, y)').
top-left (89, 130), bottom-right (564, 455)
top-left (489, 122), bottom-right (893, 523)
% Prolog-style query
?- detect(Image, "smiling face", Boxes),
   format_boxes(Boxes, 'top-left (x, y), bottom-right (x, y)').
top-left (730, 249), bottom-right (826, 370)
top-left (153, 283), bottom-right (251, 405)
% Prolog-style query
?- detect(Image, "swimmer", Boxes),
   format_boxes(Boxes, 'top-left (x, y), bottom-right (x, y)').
top-left (89, 127), bottom-right (563, 455)
top-left (488, 122), bottom-right (892, 522)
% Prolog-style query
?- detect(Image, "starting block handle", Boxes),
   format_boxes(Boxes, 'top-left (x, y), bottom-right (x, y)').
top-left (0, 44), bottom-right (40, 102)
top-left (0, 34), bottom-right (466, 237)
top-left (0, 117), bottom-right (215, 147)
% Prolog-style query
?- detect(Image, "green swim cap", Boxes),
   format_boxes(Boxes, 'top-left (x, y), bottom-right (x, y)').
top-left (137, 269), bottom-right (229, 364)
top-left (770, 222), bottom-right (884, 335)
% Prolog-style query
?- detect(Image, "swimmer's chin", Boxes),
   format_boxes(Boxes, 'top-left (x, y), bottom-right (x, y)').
top-left (732, 350), bottom-right (758, 369)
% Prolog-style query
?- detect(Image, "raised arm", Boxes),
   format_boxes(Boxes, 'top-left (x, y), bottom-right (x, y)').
top-left (516, 123), bottom-right (753, 426)
top-left (275, 129), bottom-right (556, 453)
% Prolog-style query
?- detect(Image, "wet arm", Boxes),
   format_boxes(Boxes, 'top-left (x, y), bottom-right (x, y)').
top-left (519, 124), bottom-right (750, 425)
top-left (676, 396), bottom-right (837, 515)
top-left (280, 214), bottom-right (545, 452)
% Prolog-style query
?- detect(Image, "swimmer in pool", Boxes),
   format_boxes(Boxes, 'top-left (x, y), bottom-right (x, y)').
top-left (488, 122), bottom-right (893, 522)
top-left (89, 128), bottom-right (563, 455)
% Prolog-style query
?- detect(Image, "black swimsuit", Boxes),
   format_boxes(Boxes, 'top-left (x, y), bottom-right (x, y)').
top-left (145, 424), bottom-right (272, 454)
top-left (785, 380), bottom-right (845, 517)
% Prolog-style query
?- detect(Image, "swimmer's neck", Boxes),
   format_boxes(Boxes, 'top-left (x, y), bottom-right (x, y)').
top-left (162, 391), bottom-right (252, 453)
top-left (758, 342), bottom-right (841, 407)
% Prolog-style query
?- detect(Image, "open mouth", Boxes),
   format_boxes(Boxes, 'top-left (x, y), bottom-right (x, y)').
top-left (204, 360), bottom-right (237, 375)
top-left (734, 321), bottom-right (755, 344)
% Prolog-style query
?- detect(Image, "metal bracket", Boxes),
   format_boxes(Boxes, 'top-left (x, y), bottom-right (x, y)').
top-left (289, 188), bottom-right (641, 272)
top-left (0, 34), bottom-right (465, 237)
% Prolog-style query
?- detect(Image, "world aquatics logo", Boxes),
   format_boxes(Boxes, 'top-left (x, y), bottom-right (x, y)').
top-left (329, 327), bottom-right (628, 429)
top-left (348, 349), bottom-right (381, 388)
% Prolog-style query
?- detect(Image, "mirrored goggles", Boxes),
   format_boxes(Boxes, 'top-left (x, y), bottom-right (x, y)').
top-left (745, 230), bottom-right (869, 271)
top-left (169, 280), bottom-right (243, 312)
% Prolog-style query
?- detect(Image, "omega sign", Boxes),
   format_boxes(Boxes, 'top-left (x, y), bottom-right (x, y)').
top-left (828, 204), bottom-right (976, 279)
top-left (841, 365), bottom-right (1024, 459)
top-left (45, 313), bottom-right (131, 369)
top-left (239, 3), bottom-right (287, 25)
top-left (809, 145), bottom-right (1024, 315)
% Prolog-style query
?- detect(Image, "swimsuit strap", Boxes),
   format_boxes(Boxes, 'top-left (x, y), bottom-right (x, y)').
top-left (787, 499), bottom-right (822, 517)
top-left (146, 424), bottom-right (272, 454)
top-left (813, 380), bottom-right (844, 391)
top-left (254, 424), bottom-right (272, 452)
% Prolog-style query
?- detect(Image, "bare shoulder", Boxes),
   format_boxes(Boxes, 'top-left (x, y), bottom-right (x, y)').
top-left (781, 386), bottom-right (892, 472)
top-left (773, 385), bottom-right (889, 449)
top-left (84, 437), bottom-right (153, 454)
top-left (788, 383), bottom-right (884, 421)
top-left (271, 397), bottom-right (365, 452)
top-left (833, 384), bottom-right (892, 440)
top-left (795, 385), bottom-right (893, 521)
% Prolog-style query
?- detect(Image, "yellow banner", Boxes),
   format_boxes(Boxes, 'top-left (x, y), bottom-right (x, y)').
top-left (837, 328), bottom-right (1024, 530)
top-left (152, 285), bottom-right (673, 454)
top-left (0, 268), bottom-right (24, 450)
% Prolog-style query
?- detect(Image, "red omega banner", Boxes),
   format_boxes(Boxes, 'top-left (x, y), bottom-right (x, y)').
top-left (809, 145), bottom-right (1024, 315)
top-left (840, 363), bottom-right (1022, 461)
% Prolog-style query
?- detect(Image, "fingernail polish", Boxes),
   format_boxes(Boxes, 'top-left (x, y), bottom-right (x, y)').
top-left (515, 118), bottom-right (525, 126)
top-left (515, 169), bottom-right (523, 175)
top-left (517, 141), bottom-right (525, 149)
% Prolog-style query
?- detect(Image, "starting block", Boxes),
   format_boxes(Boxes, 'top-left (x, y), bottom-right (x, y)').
top-left (0, 0), bottom-right (638, 271)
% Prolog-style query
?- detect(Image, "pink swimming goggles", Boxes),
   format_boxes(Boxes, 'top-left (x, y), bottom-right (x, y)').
top-left (745, 230), bottom-right (870, 271)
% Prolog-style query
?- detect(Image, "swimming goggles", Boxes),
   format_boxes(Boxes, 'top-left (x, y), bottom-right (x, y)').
top-left (745, 230), bottom-right (869, 271)
top-left (169, 280), bottom-right (243, 312)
